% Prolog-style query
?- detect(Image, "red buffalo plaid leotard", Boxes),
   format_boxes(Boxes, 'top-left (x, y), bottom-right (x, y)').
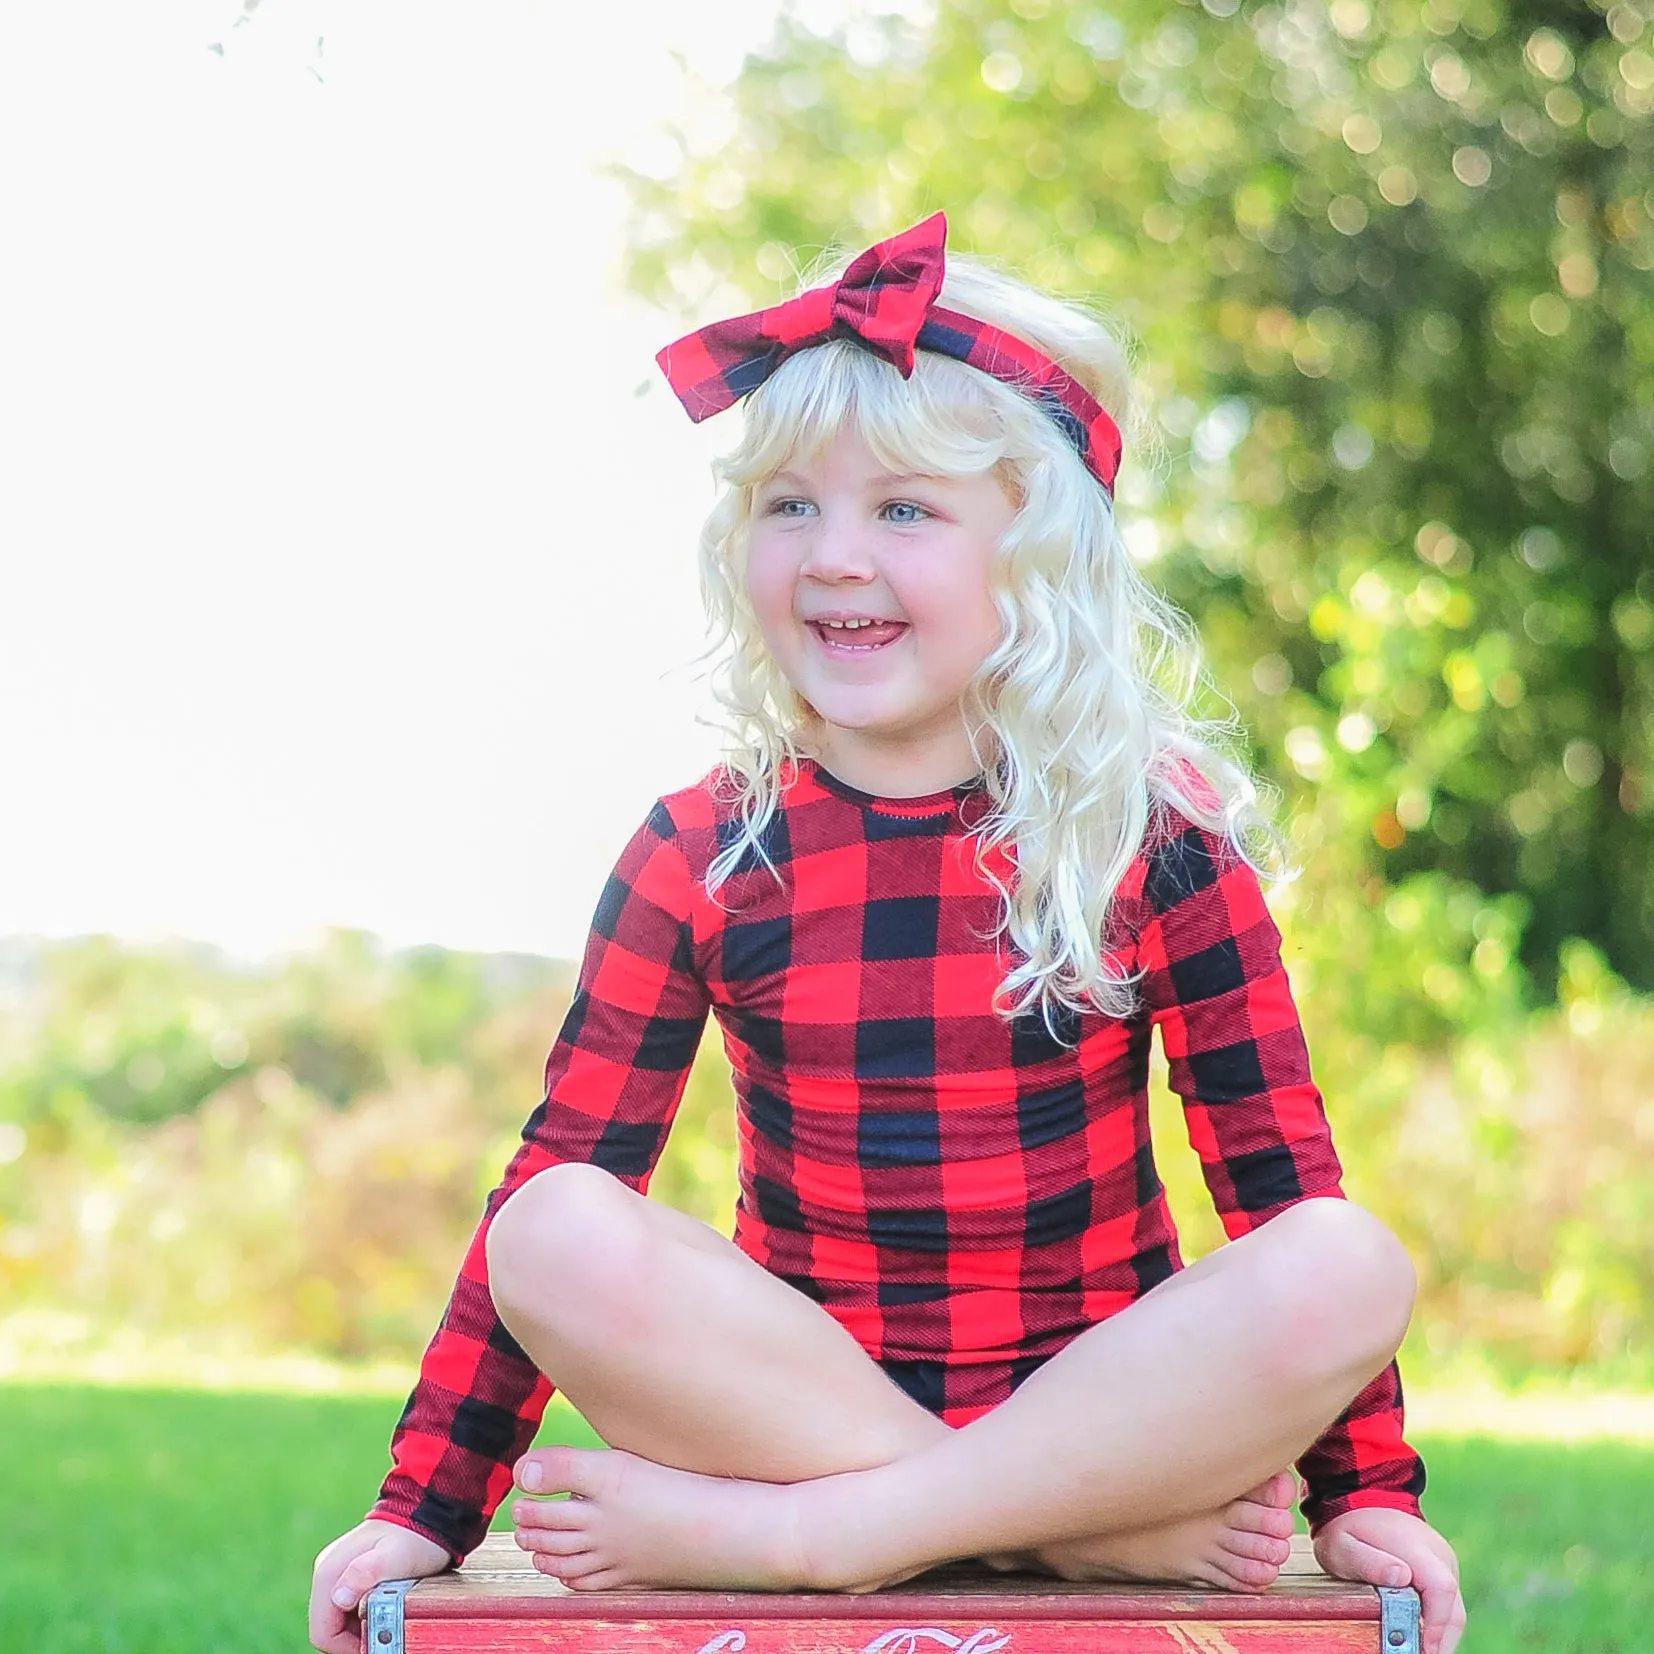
top-left (371, 757), bottom-right (1427, 1560)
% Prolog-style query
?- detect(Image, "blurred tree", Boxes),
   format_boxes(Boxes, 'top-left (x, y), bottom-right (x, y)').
top-left (0, 932), bottom-right (570, 1135)
top-left (620, 0), bottom-right (1654, 1004)
top-left (0, 934), bottom-right (1646, 1373)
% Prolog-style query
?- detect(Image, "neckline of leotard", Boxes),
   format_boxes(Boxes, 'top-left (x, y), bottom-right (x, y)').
top-left (798, 756), bottom-right (987, 817)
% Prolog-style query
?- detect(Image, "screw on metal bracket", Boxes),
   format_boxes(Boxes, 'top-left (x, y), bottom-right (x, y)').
top-left (1377, 1586), bottom-right (1422, 1654)
top-left (363, 1578), bottom-right (415, 1654)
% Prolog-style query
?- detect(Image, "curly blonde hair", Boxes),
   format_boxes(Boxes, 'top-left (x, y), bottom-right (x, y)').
top-left (690, 247), bottom-right (1278, 1030)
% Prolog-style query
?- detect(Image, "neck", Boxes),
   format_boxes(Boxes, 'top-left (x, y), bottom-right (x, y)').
top-left (801, 727), bottom-right (988, 799)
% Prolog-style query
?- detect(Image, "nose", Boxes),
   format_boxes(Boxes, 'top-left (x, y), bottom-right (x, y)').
top-left (798, 509), bottom-right (876, 584)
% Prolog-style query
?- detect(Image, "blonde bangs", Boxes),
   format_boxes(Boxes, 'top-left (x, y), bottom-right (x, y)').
top-left (716, 339), bottom-right (1019, 496)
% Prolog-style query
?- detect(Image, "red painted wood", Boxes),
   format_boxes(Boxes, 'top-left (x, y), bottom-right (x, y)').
top-left (407, 1594), bottom-right (1377, 1622)
top-left (405, 1619), bottom-right (1379, 1652)
top-left (385, 1534), bottom-right (1385, 1654)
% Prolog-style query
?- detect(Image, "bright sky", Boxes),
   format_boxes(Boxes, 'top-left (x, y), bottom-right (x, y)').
top-left (0, 0), bottom-right (790, 962)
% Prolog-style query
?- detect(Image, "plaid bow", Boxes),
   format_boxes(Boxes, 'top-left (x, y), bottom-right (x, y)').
top-left (656, 212), bottom-right (1122, 496)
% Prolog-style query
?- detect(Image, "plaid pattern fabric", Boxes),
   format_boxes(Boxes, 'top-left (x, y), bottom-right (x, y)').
top-left (655, 212), bottom-right (1123, 496)
top-left (916, 310), bottom-right (1123, 495)
top-left (656, 214), bottom-right (945, 410)
top-left (371, 759), bottom-right (1425, 1559)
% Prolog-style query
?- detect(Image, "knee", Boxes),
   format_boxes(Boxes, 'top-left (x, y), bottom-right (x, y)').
top-left (486, 1163), bottom-right (651, 1333)
top-left (1261, 1198), bottom-right (1417, 1381)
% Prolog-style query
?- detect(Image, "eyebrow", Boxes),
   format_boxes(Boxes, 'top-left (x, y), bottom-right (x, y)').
top-left (763, 469), bottom-right (943, 487)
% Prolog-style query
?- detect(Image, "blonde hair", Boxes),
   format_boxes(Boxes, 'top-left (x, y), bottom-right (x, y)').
top-left (691, 246), bottom-right (1279, 1029)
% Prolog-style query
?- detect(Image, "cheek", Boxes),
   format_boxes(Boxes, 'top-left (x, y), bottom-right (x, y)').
top-left (742, 545), bottom-right (794, 633)
top-left (956, 605), bottom-right (1005, 679)
top-left (905, 563), bottom-right (1002, 661)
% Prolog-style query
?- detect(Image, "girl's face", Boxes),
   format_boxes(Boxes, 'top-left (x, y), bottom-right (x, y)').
top-left (745, 427), bottom-right (1016, 795)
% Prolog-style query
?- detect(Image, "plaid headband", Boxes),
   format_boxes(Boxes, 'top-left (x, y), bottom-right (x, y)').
top-left (654, 212), bottom-right (1123, 497)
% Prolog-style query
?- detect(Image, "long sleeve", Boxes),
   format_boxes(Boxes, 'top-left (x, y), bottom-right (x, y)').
top-left (1136, 816), bottom-right (1426, 1536)
top-left (368, 801), bottom-right (711, 1560)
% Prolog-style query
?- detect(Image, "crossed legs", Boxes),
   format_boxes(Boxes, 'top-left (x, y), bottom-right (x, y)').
top-left (485, 1164), bottom-right (1416, 1592)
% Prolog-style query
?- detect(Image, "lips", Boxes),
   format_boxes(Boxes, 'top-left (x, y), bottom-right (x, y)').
top-left (808, 619), bottom-right (909, 651)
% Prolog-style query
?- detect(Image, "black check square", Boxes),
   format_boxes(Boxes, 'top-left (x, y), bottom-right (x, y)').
top-left (1227, 1143), bottom-right (1306, 1211)
top-left (1186, 1036), bottom-right (1267, 1103)
top-left (858, 1107), bottom-right (943, 1167)
top-left (722, 914), bottom-right (792, 981)
top-left (863, 896), bottom-right (941, 961)
top-left (1169, 935), bottom-right (1246, 1004)
top-left (856, 1016), bottom-right (936, 1078)
top-left (1145, 826), bottom-right (1220, 909)
top-left (591, 1118), bottom-right (665, 1176)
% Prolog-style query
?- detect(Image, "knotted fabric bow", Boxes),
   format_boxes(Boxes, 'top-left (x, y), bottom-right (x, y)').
top-left (655, 212), bottom-right (1122, 497)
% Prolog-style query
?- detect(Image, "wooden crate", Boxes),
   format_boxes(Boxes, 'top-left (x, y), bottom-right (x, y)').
top-left (363, 1532), bottom-right (1421, 1653)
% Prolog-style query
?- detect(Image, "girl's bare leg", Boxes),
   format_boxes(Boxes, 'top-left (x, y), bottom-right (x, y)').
top-left (488, 1166), bottom-right (1411, 1591)
top-left (486, 1162), bottom-right (950, 1480)
top-left (489, 1165), bottom-right (1295, 1587)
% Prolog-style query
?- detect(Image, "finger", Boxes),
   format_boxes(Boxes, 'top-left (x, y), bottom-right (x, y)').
top-left (306, 1592), bottom-right (359, 1654)
top-left (328, 1541), bottom-right (402, 1615)
top-left (1316, 1531), bottom-right (1411, 1589)
top-left (1412, 1564), bottom-right (1466, 1654)
top-left (308, 1567), bottom-right (366, 1654)
top-left (1435, 1588), bottom-right (1468, 1654)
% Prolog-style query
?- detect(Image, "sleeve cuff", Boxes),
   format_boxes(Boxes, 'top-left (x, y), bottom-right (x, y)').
top-left (366, 1504), bottom-right (467, 1568)
top-left (1305, 1489), bottom-right (1426, 1539)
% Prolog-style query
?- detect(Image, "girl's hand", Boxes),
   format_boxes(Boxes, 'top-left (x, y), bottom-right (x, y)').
top-left (309, 1518), bottom-right (451, 1654)
top-left (1313, 1507), bottom-right (1465, 1654)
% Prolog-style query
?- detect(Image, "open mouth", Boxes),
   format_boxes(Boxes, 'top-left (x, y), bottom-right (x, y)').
top-left (808, 619), bottom-right (909, 652)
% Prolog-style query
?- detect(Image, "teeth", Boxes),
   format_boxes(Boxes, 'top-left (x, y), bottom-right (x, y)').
top-left (821, 618), bottom-right (880, 629)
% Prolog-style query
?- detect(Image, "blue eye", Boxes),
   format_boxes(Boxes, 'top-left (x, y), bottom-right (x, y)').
top-left (768, 497), bottom-right (814, 517)
top-left (883, 501), bottom-right (929, 524)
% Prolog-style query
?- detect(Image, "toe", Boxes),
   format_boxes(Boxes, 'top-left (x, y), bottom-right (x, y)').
top-left (517, 1445), bottom-right (615, 1499)
top-left (550, 1551), bottom-right (616, 1585)
top-left (1229, 1499), bottom-right (1296, 1540)
top-left (1237, 1471), bottom-right (1295, 1507)
top-left (565, 1567), bottom-right (627, 1592)
top-left (514, 1496), bottom-right (588, 1530)
top-left (516, 1528), bottom-right (590, 1558)
top-left (515, 1445), bottom-right (575, 1494)
top-left (1215, 1552), bottom-right (1282, 1591)
top-left (1219, 1530), bottom-right (1293, 1567)
top-left (1257, 1471), bottom-right (1296, 1507)
top-left (978, 1551), bottom-right (1027, 1573)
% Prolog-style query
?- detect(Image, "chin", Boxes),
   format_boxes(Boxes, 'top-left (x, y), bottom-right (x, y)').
top-left (816, 709), bottom-right (911, 737)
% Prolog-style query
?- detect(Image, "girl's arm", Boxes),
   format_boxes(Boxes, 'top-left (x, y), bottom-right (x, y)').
top-left (368, 800), bottom-right (712, 1562)
top-left (1135, 814), bottom-right (1427, 1536)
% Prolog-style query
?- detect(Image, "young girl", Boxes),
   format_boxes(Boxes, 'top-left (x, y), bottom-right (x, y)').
top-left (310, 214), bottom-right (1464, 1654)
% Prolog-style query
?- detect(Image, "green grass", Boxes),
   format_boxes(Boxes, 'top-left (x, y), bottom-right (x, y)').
top-left (1, 1382), bottom-right (1649, 1652)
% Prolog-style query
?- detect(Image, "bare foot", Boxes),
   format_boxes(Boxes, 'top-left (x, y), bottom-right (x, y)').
top-left (984, 1470), bottom-right (1299, 1593)
top-left (512, 1446), bottom-right (815, 1591)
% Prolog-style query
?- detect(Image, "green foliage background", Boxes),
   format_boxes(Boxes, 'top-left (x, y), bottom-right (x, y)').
top-left (1, 926), bottom-right (1650, 1382)
top-left (623, 0), bottom-right (1654, 1008)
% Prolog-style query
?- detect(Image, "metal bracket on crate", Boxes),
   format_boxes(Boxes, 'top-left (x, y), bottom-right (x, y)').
top-left (1376, 1585), bottom-right (1422, 1654)
top-left (363, 1577), bottom-right (415, 1654)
